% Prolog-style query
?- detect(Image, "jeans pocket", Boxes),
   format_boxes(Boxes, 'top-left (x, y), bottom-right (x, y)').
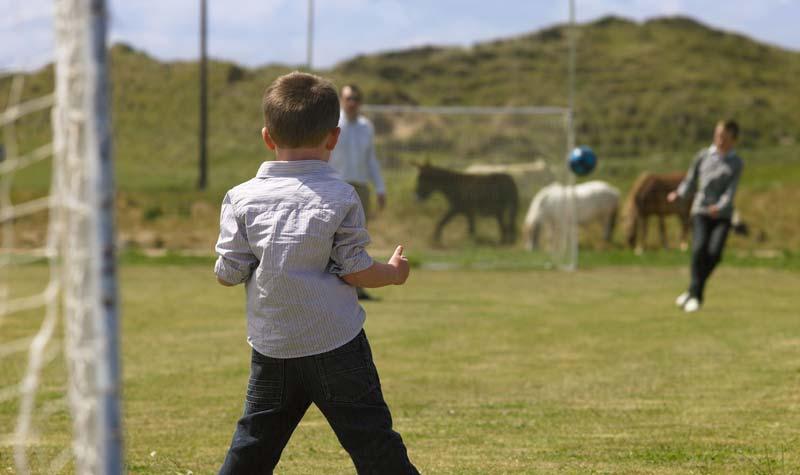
top-left (317, 334), bottom-right (380, 404)
top-left (245, 350), bottom-right (284, 412)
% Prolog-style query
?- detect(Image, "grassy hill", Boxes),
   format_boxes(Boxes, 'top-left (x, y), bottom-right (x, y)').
top-left (333, 15), bottom-right (800, 157)
top-left (2, 15), bottom-right (799, 256)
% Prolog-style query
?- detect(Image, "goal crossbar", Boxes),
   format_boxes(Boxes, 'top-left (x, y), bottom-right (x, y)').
top-left (363, 104), bottom-right (570, 116)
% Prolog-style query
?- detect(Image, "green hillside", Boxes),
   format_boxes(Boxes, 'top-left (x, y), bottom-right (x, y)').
top-left (5, 15), bottom-right (800, 181)
top-left (333, 15), bottom-right (800, 157)
top-left (2, 15), bottom-right (799, 254)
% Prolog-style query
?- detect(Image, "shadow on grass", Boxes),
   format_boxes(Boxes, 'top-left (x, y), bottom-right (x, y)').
top-left (116, 247), bottom-right (800, 272)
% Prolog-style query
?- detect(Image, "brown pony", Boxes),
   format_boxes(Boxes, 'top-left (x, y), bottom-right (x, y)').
top-left (624, 172), bottom-right (691, 251)
top-left (415, 163), bottom-right (518, 244)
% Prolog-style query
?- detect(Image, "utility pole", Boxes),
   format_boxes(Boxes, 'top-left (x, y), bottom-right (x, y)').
top-left (198, 0), bottom-right (208, 190)
top-left (307, 0), bottom-right (314, 69)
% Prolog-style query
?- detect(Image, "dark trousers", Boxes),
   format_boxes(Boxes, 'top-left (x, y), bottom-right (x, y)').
top-left (348, 182), bottom-right (371, 223)
top-left (219, 330), bottom-right (419, 475)
top-left (689, 214), bottom-right (731, 302)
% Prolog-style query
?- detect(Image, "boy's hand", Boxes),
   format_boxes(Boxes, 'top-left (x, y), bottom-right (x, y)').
top-left (666, 191), bottom-right (678, 203)
top-left (388, 245), bottom-right (410, 285)
top-left (340, 245), bottom-right (410, 288)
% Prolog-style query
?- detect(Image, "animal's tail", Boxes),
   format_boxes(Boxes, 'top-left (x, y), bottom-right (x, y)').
top-left (605, 207), bottom-right (618, 242)
top-left (523, 187), bottom-right (547, 249)
top-left (507, 181), bottom-right (519, 244)
top-left (623, 172), bottom-right (649, 247)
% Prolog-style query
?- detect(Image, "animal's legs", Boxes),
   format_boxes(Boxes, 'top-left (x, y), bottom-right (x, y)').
top-left (659, 215), bottom-right (668, 249)
top-left (627, 215), bottom-right (638, 249)
top-left (636, 214), bottom-right (647, 255)
top-left (679, 213), bottom-right (690, 251)
top-left (507, 208), bottom-right (517, 244)
top-left (604, 208), bottom-right (617, 242)
top-left (526, 221), bottom-right (541, 250)
top-left (467, 213), bottom-right (476, 239)
top-left (496, 209), bottom-right (510, 244)
top-left (434, 209), bottom-right (460, 243)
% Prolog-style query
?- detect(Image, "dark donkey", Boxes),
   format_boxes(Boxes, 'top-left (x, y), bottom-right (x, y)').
top-left (414, 163), bottom-right (518, 244)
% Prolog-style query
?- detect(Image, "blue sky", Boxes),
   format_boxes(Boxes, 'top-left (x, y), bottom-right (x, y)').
top-left (3, 0), bottom-right (800, 70)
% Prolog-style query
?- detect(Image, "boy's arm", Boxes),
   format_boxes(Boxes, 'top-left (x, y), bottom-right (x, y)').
top-left (328, 191), bottom-right (410, 288)
top-left (342, 245), bottom-right (409, 288)
top-left (676, 150), bottom-right (703, 199)
top-left (710, 159), bottom-right (743, 218)
top-left (214, 192), bottom-right (258, 286)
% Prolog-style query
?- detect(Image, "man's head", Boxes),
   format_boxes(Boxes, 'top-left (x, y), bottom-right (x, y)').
top-left (341, 84), bottom-right (363, 121)
top-left (262, 72), bottom-right (340, 150)
top-left (713, 119), bottom-right (739, 153)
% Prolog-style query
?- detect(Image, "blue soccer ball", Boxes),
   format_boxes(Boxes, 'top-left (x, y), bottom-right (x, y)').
top-left (569, 146), bottom-right (597, 176)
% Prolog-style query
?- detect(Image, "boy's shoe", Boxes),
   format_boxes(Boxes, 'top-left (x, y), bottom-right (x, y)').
top-left (357, 288), bottom-right (375, 301)
top-left (683, 297), bottom-right (701, 313)
top-left (675, 291), bottom-right (691, 308)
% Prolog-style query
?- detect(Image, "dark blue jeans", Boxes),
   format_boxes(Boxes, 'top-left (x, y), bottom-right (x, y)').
top-left (219, 330), bottom-right (419, 475)
top-left (689, 214), bottom-right (731, 302)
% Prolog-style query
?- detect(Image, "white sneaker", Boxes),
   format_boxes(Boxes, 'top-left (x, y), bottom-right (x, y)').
top-left (683, 298), bottom-right (701, 313)
top-left (675, 292), bottom-right (691, 308)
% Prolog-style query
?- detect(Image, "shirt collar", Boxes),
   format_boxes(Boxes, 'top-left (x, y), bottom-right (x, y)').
top-left (340, 110), bottom-right (361, 125)
top-left (709, 144), bottom-right (736, 159)
top-left (256, 159), bottom-right (331, 178)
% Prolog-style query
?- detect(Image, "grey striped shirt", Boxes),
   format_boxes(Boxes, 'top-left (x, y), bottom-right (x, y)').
top-left (677, 145), bottom-right (744, 220)
top-left (214, 160), bottom-right (373, 358)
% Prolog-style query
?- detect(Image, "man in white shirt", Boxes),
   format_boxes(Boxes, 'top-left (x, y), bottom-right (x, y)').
top-left (330, 84), bottom-right (386, 219)
top-left (329, 84), bottom-right (386, 300)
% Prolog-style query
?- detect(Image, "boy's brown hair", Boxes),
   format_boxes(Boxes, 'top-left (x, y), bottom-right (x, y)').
top-left (718, 119), bottom-right (740, 139)
top-left (262, 72), bottom-right (340, 148)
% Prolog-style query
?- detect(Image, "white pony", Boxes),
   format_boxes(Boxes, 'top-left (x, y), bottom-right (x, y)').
top-left (523, 181), bottom-right (620, 250)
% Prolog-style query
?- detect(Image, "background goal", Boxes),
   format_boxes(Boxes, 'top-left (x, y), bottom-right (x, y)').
top-left (363, 104), bottom-right (578, 269)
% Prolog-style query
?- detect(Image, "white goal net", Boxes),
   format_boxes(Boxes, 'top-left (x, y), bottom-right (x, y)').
top-left (1, 1), bottom-right (122, 474)
top-left (363, 104), bottom-right (578, 269)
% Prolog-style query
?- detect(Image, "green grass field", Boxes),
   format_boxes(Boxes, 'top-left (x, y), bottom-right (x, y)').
top-left (3, 261), bottom-right (800, 474)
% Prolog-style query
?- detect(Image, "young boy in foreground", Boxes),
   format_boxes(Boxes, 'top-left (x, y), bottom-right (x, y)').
top-left (214, 72), bottom-right (419, 474)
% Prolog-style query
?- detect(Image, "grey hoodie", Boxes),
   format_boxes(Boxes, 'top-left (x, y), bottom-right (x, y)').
top-left (677, 145), bottom-right (743, 220)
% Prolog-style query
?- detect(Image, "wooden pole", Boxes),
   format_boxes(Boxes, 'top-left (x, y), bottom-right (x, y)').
top-left (198, 0), bottom-right (208, 190)
top-left (307, 0), bottom-right (314, 69)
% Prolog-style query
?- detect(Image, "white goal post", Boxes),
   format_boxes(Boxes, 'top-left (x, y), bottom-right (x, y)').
top-left (1, 0), bottom-right (123, 474)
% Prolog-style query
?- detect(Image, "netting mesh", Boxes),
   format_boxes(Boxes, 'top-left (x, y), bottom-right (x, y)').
top-left (1, 1), bottom-right (121, 473)
top-left (363, 104), bottom-right (577, 268)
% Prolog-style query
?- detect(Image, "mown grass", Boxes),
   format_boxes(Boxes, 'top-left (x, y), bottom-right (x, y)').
top-left (2, 264), bottom-right (800, 473)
